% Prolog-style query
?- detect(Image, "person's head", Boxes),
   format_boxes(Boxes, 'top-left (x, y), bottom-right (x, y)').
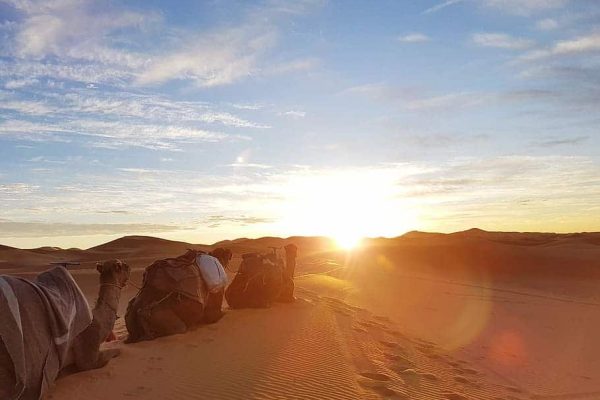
top-left (210, 247), bottom-right (233, 268)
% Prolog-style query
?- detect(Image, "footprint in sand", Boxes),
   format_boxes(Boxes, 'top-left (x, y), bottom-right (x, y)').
top-left (504, 386), bottom-right (524, 394)
top-left (359, 320), bottom-right (377, 328)
top-left (419, 372), bottom-right (438, 381)
top-left (123, 385), bottom-right (152, 397)
top-left (382, 327), bottom-right (403, 336)
top-left (416, 343), bottom-right (437, 353)
top-left (359, 374), bottom-right (410, 400)
top-left (387, 356), bottom-right (415, 371)
top-left (333, 309), bottom-right (353, 317)
top-left (360, 372), bottom-right (391, 381)
top-left (454, 375), bottom-right (472, 384)
top-left (460, 367), bottom-right (479, 375)
top-left (396, 369), bottom-right (420, 386)
top-left (383, 352), bottom-right (410, 362)
top-left (380, 340), bottom-right (401, 349)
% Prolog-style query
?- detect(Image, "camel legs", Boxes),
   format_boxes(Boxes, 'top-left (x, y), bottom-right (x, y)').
top-left (94, 349), bottom-right (121, 369)
top-left (141, 305), bottom-right (187, 339)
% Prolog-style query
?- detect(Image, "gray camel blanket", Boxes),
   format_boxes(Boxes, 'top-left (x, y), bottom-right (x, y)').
top-left (0, 266), bottom-right (92, 400)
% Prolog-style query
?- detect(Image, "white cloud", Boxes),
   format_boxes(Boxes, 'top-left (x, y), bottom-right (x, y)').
top-left (4, 78), bottom-right (39, 89)
top-left (1, 0), bottom-right (323, 90)
top-left (0, 117), bottom-right (233, 150)
top-left (536, 18), bottom-right (559, 30)
top-left (552, 33), bottom-right (600, 55)
top-left (266, 57), bottom-right (319, 75)
top-left (281, 110), bottom-right (306, 118)
top-left (136, 1), bottom-right (323, 87)
top-left (136, 27), bottom-right (276, 87)
top-left (226, 163), bottom-right (272, 169)
top-left (0, 100), bottom-right (56, 115)
top-left (398, 33), bottom-right (431, 43)
top-left (8, 0), bottom-right (157, 67)
top-left (0, 59), bottom-right (133, 85)
top-left (482, 0), bottom-right (569, 15)
top-left (406, 92), bottom-right (492, 111)
top-left (521, 32), bottom-right (600, 60)
top-left (0, 183), bottom-right (39, 194)
top-left (0, 221), bottom-right (187, 238)
top-left (472, 33), bottom-right (535, 49)
top-left (61, 91), bottom-right (269, 128)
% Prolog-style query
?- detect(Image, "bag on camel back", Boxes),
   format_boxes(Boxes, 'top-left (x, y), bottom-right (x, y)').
top-left (125, 249), bottom-right (207, 342)
top-left (195, 253), bottom-right (228, 293)
top-left (225, 252), bottom-right (283, 309)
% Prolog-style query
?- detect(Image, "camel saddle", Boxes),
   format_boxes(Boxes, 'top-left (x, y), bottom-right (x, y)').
top-left (141, 249), bottom-right (206, 303)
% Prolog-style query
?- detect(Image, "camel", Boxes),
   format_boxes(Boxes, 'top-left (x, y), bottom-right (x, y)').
top-left (0, 259), bottom-right (130, 400)
top-left (226, 250), bottom-right (284, 309)
top-left (125, 248), bottom-right (232, 342)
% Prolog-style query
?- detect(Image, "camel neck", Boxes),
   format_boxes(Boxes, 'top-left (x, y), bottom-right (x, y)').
top-left (95, 282), bottom-right (122, 315)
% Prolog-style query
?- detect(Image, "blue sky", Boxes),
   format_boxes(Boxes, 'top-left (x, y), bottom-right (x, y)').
top-left (0, 0), bottom-right (599, 248)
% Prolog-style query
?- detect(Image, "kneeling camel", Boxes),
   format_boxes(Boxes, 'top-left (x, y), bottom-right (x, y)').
top-left (0, 259), bottom-right (130, 400)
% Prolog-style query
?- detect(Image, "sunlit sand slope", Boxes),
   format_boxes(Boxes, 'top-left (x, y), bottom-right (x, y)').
top-left (46, 274), bottom-right (535, 400)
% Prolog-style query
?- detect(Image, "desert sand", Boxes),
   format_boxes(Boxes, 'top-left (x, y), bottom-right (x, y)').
top-left (2, 229), bottom-right (599, 400)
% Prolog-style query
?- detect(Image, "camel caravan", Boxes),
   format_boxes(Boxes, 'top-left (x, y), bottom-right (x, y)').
top-left (0, 244), bottom-right (298, 400)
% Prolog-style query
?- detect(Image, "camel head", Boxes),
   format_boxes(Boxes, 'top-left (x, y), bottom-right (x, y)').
top-left (284, 243), bottom-right (298, 258)
top-left (96, 259), bottom-right (130, 288)
top-left (210, 248), bottom-right (232, 269)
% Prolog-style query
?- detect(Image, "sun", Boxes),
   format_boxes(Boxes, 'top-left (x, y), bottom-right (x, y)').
top-left (277, 168), bottom-right (419, 244)
top-left (334, 233), bottom-right (363, 250)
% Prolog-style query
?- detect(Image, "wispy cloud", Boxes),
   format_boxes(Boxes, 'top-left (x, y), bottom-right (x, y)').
top-left (4, 78), bottom-right (40, 89)
top-left (136, 2), bottom-right (322, 87)
top-left (1, 0), bottom-right (322, 90)
top-left (136, 29), bottom-right (276, 87)
top-left (7, 0), bottom-right (157, 66)
top-left (0, 183), bottom-right (39, 194)
top-left (398, 33), bottom-right (431, 43)
top-left (536, 18), bottom-right (559, 31)
top-left (406, 92), bottom-right (493, 111)
top-left (280, 110), bottom-right (306, 118)
top-left (206, 215), bottom-right (274, 228)
top-left (0, 117), bottom-right (233, 150)
top-left (424, 0), bottom-right (569, 15)
top-left (533, 135), bottom-right (589, 147)
top-left (266, 57), bottom-right (319, 75)
top-left (423, 0), bottom-right (466, 14)
top-left (482, 0), bottom-right (569, 15)
top-left (472, 33), bottom-right (535, 50)
top-left (521, 32), bottom-right (600, 61)
top-left (0, 221), bottom-right (187, 238)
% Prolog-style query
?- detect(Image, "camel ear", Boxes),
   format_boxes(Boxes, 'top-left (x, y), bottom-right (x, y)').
top-left (115, 260), bottom-right (122, 272)
top-left (96, 262), bottom-right (103, 273)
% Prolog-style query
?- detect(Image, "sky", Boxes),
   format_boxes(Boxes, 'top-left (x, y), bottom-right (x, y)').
top-left (0, 0), bottom-right (599, 248)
